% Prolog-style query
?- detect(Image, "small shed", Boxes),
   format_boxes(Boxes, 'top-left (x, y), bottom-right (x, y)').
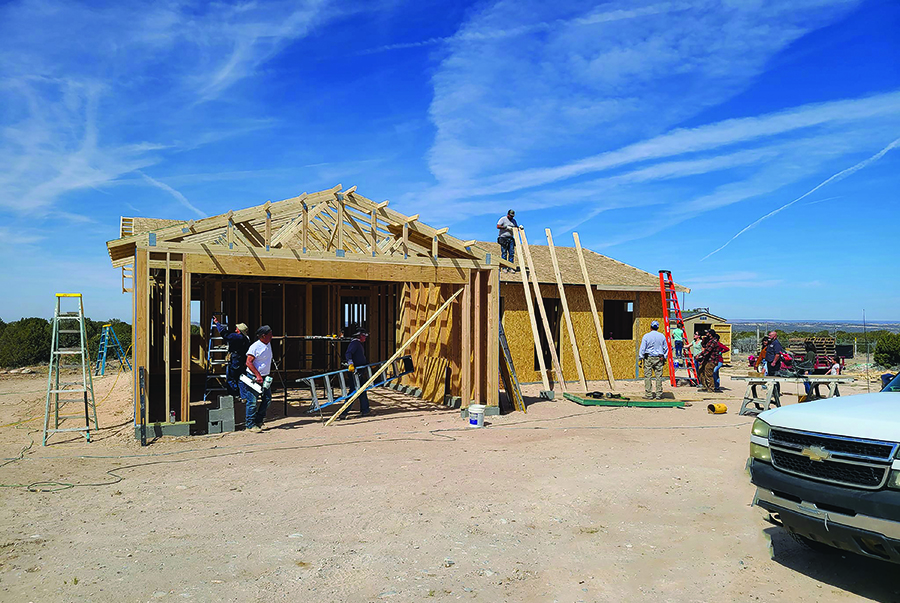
top-left (682, 310), bottom-right (732, 364)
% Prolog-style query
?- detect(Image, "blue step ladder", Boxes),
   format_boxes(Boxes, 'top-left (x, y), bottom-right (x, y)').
top-left (94, 324), bottom-right (132, 376)
top-left (296, 355), bottom-right (414, 419)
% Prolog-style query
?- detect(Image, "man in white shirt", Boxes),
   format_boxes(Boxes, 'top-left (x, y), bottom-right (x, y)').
top-left (240, 325), bottom-right (273, 432)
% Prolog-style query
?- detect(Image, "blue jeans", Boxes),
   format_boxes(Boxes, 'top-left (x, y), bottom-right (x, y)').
top-left (348, 387), bottom-right (370, 414)
top-left (674, 341), bottom-right (683, 359)
top-left (225, 364), bottom-right (241, 397)
top-left (239, 379), bottom-right (272, 428)
top-left (714, 361), bottom-right (723, 390)
top-left (498, 236), bottom-right (515, 263)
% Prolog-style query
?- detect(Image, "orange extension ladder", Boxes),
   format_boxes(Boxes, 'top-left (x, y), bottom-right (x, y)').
top-left (658, 270), bottom-right (698, 387)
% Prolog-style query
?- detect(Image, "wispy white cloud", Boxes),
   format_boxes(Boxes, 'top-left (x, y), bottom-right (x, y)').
top-left (426, 0), bottom-right (861, 187)
top-left (139, 172), bottom-right (206, 218)
top-left (701, 136), bottom-right (900, 260)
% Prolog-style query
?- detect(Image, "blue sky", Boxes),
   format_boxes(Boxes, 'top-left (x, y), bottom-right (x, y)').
top-left (0, 0), bottom-right (898, 322)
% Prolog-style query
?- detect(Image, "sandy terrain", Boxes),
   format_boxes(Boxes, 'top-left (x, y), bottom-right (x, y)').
top-left (0, 365), bottom-right (898, 603)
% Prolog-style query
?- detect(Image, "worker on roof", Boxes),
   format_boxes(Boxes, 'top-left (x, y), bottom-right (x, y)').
top-left (496, 209), bottom-right (520, 267)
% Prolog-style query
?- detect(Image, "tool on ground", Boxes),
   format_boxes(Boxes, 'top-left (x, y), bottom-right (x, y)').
top-left (94, 323), bottom-right (131, 376)
top-left (499, 323), bottom-right (526, 413)
top-left (658, 270), bottom-right (698, 387)
top-left (297, 356), bottom-right (414, 419)
top-left (43, 293), bottom-right (98, 445)
top-left (203, 312), bottom-right (230, 401)
top-left (325, 287), bottom-right (464, 426)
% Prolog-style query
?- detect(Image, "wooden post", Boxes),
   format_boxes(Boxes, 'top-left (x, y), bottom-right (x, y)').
top-left (519, 229), bottom-right (567, 392)
top-left (512, 228), bottom-right (549, 391)
top-left (336, 195), bottom-right (345, 252)
top-left (460, 273), bottom-right (472, 406)
top-left (473, 270), bottom-right (483, 403)
top-left (402, 222), bottom-right (409, 259)
top-left (325, 288), bottom-right (463, 426)
top-left (181, 266), bottom-right (192, 422)
top-left (164, 253), bottom-right (171, 421)
top-left (546, 229), bottom-right (587, 392)
top-left (573, 232), bottom-right (616, 389)
top-left (370, 210), bottom-right (378, 256)
top-left (226, 210), bottom-right (234, 250)
top-left (134, 248), bottom-right (150, 424)
top-left (302, 202), bottom-right (309, 252)
top-left (264, 201), bottom-right (272, 250)
top-left (486, 268), bottom-right (499, 408)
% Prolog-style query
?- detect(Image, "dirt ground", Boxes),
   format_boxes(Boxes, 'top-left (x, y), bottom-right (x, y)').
top-left (1, 364), bottom-right (898, 603)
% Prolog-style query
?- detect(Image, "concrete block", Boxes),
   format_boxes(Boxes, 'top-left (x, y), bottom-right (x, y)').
top-left (539, 390), bottom-right (555, 400)
top-left (217, 395), bottom-right (234, 410)
top-left (134, 421), bottom-right (192, 439)
top-left (410, 388), bottom-right (422, 398)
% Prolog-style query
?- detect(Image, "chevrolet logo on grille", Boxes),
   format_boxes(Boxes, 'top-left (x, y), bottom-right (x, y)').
top-left (801, 446), bottom-right (831, 462)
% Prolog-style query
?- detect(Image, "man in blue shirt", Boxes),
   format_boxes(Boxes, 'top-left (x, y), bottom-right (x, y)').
top-left (639, 320), bottom-right (669, 399)
top-left (212, 317), bottom-right (251, 397)
top-left (344, 327), bottom-right (372, 417)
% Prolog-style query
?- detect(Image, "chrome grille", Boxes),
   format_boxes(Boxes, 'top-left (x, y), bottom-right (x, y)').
top-left (768, 428), bottom-right (897, 490)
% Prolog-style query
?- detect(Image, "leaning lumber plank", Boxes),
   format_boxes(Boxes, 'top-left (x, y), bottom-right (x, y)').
top-left (512, 228), bottom-right (549, 391)
top-left (520, 228), bottom-right (566, 392)
top-left (324, 287), bottom-right (464, 426)
top-left (546, 228), bottom-right (588, 392)
top-left (573, 232), bottom-right (616, 389)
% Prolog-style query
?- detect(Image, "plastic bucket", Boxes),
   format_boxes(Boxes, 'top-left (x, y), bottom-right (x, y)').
top-left (707, 403), bottom-right (727, 414)
top-left (468, 404), bottom-right (486, 428)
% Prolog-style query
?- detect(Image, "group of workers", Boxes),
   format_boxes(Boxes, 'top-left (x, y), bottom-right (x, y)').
top-left (639, 320), bottom-right (731, 398)
top-left (212, 317), bottom-right (371, 432)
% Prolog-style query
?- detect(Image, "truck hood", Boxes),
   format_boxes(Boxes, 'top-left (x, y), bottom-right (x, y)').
top-left (760, 393), bottom-right (900, 443)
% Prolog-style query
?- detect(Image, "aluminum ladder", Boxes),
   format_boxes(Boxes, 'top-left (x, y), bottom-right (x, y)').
top-left (94, 323), bottom-right (132, 376)
top-left (658, 270), bottom-right (698, 387)
top-left (203, 313), bottom-right (230, 401)
top-left (297, 356), bottom-right (415, 417)
top-left (43, 293), bottom-right (98, 445)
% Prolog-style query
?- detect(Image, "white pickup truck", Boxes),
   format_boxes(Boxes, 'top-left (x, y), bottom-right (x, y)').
top-left (748, 374), bottom-right (900, 563)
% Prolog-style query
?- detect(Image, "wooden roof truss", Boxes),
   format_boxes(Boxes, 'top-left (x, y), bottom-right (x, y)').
top-left (107, 184), bottom-right (506, 271)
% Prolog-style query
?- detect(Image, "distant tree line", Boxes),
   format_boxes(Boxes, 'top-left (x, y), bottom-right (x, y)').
top-left (0, 317), bottom-right (131, 368)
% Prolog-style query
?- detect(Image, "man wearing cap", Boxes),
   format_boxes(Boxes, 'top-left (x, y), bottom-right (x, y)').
top-left (212, 316), bottom-right (251, 397)
top-left (241, 325), bottom-right (274, 432)
top-left (496, 209), bottom-right (519, 267)
top-left (343, 326), bottom-right (372, 417)
top-left (639, 320), bottom-right (669, 400)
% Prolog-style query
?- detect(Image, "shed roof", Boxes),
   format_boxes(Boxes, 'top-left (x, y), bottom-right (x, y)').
top-left (480, 241), bottom-right (689, 293)
top-left (683, 311), bottom-right (728, 323)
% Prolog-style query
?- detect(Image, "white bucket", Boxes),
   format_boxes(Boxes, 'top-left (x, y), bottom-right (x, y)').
top-left (467, 404), bottom-right (486, 428)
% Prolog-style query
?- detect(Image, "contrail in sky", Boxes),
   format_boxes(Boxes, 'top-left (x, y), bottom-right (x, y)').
top-left (139, 171), bottom-right (206, 218)
top-left (701, 136), bottom-right (900, 261)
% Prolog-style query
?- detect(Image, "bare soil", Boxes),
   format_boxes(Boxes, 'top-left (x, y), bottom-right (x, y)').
top-left (1, 365), bottom-right (898, 602)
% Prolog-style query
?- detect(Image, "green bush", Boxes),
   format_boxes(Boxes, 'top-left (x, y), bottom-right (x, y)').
top-left (874, 333), bottom-right (900, 368)
top-left (0, 318), bottom-right (52, 367)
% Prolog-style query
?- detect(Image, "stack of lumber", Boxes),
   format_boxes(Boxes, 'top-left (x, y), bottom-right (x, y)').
top-left (787, 337), bottom-right (836, 357)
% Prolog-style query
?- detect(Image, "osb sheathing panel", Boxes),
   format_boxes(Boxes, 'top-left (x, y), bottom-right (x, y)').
top-left (501, 285), bottom-right (668, 384)
top-left (400, 283), bottom-right (459, 403)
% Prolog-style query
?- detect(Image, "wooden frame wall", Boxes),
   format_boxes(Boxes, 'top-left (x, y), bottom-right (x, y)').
top-left (131, 247), bottom-right (499, 425)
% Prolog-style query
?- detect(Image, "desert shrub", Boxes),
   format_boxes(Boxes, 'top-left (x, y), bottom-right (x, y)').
top-left (0, 318), bottom-right (52, 367)
top-left (874, 333), bottom-right (900, 368)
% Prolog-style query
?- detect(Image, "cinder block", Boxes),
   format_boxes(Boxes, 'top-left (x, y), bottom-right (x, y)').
top-left (483, 406), bottom-right (500, 416)
top-left (217, 395), bottom-right (234, 410)
top-left (448, 396), bottom-right (462, 409)
top-left (539, 390), bottom-right (555, 400)
top-left (410, 388), bottom-right (422, 398)
top-left (134, 422), bottom-right (191, 439)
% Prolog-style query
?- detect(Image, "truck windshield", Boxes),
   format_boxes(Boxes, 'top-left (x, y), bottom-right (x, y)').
top-left (882, 373), bottom-right (900, 392)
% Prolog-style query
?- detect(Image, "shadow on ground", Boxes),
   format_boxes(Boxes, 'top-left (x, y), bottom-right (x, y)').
top-left (766, 527), bottom-right (900, 602)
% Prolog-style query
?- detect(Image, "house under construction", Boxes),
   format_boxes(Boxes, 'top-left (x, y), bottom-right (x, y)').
top-left (106, 184), bottom-right (686, 432)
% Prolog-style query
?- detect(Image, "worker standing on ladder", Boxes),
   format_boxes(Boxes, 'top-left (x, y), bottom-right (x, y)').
top-left (212, 317), bottom-right (250, 397)
top-left (241, 326), bottom-right (274, 433)
top-left (344, 326), bottom-right (372, 418)
top-left (639, 320), bottom-right (668, 400)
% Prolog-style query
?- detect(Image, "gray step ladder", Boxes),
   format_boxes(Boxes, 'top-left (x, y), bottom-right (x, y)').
top-left (43, 293), bottom-right (98, 445)
top-left (204, 313), bottom-right (230, 401)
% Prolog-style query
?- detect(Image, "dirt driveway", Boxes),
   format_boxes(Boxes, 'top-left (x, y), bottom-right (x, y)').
top-left (0, 369), bottom-right (897, 602)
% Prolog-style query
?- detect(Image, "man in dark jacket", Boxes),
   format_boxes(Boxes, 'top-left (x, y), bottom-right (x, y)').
top-left (765, 331), bottom-right (785, 375)
top-left (345, 327), bottom-right (372, 417)
top-left (212, 317), bottom-right (251, 397)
